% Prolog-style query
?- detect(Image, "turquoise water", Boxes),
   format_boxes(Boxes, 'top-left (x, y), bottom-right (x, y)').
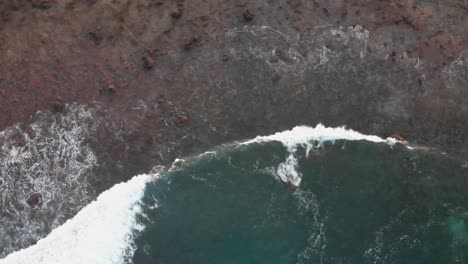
top-left (131, 140), bottom-right (468, 263)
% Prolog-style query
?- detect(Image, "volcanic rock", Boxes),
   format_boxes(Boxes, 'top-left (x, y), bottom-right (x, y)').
top-left (391, 133), bottom-right (405, 141)
top-left (50, 98), bottom-right (65, 112)
top-left (170, 7), bottom-right (182, 19)
top-left (31, 0), bottom-right (55, 9)
top-left (26, 193), bottom-right (43, 208)
top-left (183, 37), bottom-right (198, 51)
top-left (243, 9), bottom-right (255, 22)
top-left (143, 56), bottom-right (155, 69)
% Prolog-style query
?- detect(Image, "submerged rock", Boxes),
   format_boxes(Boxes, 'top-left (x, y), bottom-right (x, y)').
top-left (25, 126), bottom-right (37, 139)
top-left (26, 193), bottom-right (43, 208)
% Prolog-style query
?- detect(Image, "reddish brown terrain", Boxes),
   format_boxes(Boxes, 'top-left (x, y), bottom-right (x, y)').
top-left (1, 0), bottom-right (468, 256)
top-left (1, 0), bottom-right (468, 152)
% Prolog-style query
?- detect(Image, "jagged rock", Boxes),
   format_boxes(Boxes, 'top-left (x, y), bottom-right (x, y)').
top-left (391, 133), bottom-right (405, 141)
top-left (88, 31), bottom-right (102, 45)
top-left (143, 56), bottom-right (155, 69)
top-left (272, 72), bottom-right (282, 83)
top-left (222, 52), bottom-right (230, 62)
top-left (183, 37), bottom-right (198, 51)
top-left (170, 7), bottom-right (182, 19)
top-left (25, 126), bottom-right (37, 139)
top-left (177, 114), bottom-right (189, 123)
top-left (26, 193), bottom-right (43, 208)
top-left (243, 9), bottom-right (255, 22)
top-left (31, 0), bottom-right (55, 9)
top-left (50, 98), bottom-right (65, 112)
top-left (103, 79), bottom-right (116, 93)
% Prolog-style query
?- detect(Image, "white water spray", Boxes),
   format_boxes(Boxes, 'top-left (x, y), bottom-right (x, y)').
top-left (243, 124), bottom-right (399, 186)
top-left (0, 174), bottom-right (153, 264)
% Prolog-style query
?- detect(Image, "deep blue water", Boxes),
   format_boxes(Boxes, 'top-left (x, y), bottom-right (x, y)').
top-left (131, 140), bottom-right (468, 264)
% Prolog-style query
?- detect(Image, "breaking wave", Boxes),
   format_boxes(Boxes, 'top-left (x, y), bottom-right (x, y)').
top-left (0, 174), bottom-right (151, 264)
top-left (1, 124), bottom-right (467, 263)
top-left (242, 124), bottom-right (400, 186)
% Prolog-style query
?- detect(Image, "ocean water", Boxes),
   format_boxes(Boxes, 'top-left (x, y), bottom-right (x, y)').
top-left (1, 125), bottom-right (467, 264)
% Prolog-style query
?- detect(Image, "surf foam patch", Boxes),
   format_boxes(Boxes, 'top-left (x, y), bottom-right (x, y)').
top-left (242, 124), bottom-right (398, 186)
top-left (0, 174), bottom-right (152, 264)
top-left (0, 103), bottom-right (103, 256)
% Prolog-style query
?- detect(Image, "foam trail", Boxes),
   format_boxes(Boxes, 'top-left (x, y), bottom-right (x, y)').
top-left (242, 124), bottom-right (398, 186)
top-left (0, 174), bottom-right (152, 264)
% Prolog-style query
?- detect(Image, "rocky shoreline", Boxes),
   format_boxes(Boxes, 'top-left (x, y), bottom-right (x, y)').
top-left (1, 0), bottom-right (468, 256)
top-left (0, 0), bottom-right (467, 157)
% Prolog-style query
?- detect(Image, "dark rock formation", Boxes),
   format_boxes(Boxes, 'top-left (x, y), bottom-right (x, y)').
top-left (142, 56), bottom-right (155, 69)
top-left (169, 6), bottom-right (182, 19)
top-left (26, 193), bottom-right (43, 208)
top-left (31, 0), bottom-right (54, 9)
top-left (50, 98), bottom-right (65, 112)
top-left (243, 9), bottom-right (255, 22)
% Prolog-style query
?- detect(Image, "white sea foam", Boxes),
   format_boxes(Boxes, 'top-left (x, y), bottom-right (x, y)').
top-left (242, 124), bottom-right (399, 186)
top-left (0, 174), bottom-right (152, 264)
top-left (0, 103), bottom-right (102, 256)
top-left (0, 124), bottom-right (404, 262)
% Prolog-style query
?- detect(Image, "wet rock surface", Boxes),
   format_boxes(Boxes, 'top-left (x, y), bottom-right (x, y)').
top-left (26, 193), bottom-right (43, 208)
top-left (1, 0), bottom-right (468, 256)
top-left (50, 98), bottom-right (65, 112)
